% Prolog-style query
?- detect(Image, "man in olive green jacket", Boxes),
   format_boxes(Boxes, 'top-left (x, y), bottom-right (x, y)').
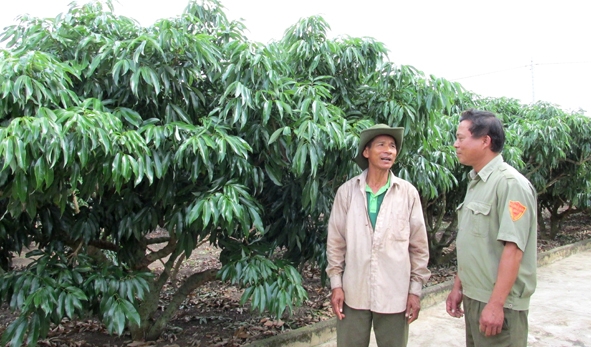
top-left (446, 109), bottom-right (537, 347)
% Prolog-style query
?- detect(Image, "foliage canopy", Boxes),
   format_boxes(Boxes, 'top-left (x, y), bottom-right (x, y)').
top-left (1, 0), bottom-right (590, 345)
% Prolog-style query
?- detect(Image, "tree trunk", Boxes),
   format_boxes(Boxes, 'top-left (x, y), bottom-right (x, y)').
top-left (549, 215), bottom-right (561, 239)
top-left (128, 238), bottom-right (179, 340)
top-left (129, 274), bottom-right (163, 340)
top-left (548, 202), bottom-right (561, 239)
top-left (537, 205), bottom-right (547, 237)
top-left (425, 195), bottom-right (458, 266)
top-left (127, 236), bottom-right (219, 342)
top-left (547, 203), bottom-right (580, 239)
top-left (143, 269), bottom-right (218, 341)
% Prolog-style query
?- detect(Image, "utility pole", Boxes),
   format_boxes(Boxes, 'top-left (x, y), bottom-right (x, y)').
top-left (530, 59), bottom-right (535, 104)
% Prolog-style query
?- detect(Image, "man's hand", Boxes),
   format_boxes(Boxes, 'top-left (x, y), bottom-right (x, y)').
top-left (479, 302), bottom-right (504, 336)
top-left (330, 288), bottom-right (346, 320)
top-left (446, 287), bottom-right (464, 318)
top-left (405, 294), bottom-right (421, 324)
top-left (478, 242), bottom-right (521, 336)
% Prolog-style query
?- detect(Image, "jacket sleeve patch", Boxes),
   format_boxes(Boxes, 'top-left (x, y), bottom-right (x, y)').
top-left (509, 200), bottom-right (527, 221)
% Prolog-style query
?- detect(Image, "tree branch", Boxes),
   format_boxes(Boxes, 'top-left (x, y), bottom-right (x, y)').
top-left (537, 172), bottom-right (570, 195)
top-left (146, 236), bottom-right (171, 245)
top-left (565, 155), bottom-right (591, 165)
top-left (134, 235), bottom-right (177, 270)
top-left (88, 239), bottom-right (119, 252)
top-left (525, 161), bottom-right (543, 179)
top-left (169, 236), bottom-right (211, 284)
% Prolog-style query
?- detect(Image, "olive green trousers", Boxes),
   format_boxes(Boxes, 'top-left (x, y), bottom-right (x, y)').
top-left (336, 303), bottom-right (408, 347)
top-left (464, 296), bottom-right (529, 347)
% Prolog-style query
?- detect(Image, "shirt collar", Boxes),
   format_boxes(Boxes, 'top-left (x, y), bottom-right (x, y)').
top-left (365, 175), bottom-right (391, 196)
top-left (358, 169), bottom-right (400, 190)
top-left (469, 154), bottom-right (504, 182)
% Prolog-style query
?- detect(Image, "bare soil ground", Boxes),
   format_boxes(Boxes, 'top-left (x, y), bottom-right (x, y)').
top-left (1, 213), bottom-right (590, 347)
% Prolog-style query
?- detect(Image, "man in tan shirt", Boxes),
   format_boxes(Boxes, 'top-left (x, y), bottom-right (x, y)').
top-left (326, 124), bottom-right (430, 347)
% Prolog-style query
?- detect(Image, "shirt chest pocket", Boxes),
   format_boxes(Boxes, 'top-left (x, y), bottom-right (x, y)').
top-left (464, 201), bottom-right (492, 238)
top-left (385, 216), bottom-right (410, 242)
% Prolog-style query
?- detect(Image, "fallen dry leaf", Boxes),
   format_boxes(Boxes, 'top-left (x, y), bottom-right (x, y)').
top-left (234, 327), bottom-right (250, 339)
top-left (127, 341), bottom-right (156, 347)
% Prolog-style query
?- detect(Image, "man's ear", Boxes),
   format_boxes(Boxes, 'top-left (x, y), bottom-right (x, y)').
top-left (482, 135), bottom-right (492, 148)
top-left (363, 147), bottom-right (369, 159)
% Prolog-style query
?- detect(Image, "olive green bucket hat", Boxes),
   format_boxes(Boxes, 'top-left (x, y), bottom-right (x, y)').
top-left (353, 124), bottom-right (404, 170)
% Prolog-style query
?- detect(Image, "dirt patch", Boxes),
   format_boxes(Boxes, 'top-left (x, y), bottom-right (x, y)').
top-left (1, 213), bottom-right (590, 347)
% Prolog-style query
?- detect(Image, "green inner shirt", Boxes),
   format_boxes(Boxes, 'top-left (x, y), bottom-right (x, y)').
top-left (365, 177), bottom-right (390, 230)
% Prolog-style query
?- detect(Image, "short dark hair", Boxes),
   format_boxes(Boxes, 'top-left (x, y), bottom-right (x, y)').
top-left (460, 109), bottom-right (505, 153)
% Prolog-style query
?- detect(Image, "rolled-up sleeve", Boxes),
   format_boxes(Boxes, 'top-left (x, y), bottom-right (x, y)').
top-left (407, 189), bottom-right (431, 296)
top-left (326, 185), bottom-right (348, 289)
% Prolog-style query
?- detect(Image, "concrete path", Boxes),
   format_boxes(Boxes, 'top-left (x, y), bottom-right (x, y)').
top-left (321, 249), bottom-right (591, 347)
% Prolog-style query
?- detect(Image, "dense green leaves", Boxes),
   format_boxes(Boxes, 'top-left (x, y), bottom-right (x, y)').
top-left (220, 254), bottom-right (308, 318)
top-left (478, 98), bottom-right (591, 237)
top-left (0, 0), bottom-right (268, 343)
top-left (1, 0), bottom-right (589, 344)
top-left (0, 252), bottom-right (150, 346)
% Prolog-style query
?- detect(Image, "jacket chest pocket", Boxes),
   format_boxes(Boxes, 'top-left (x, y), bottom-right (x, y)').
top-left (463, 201), bottom-right (492, 238)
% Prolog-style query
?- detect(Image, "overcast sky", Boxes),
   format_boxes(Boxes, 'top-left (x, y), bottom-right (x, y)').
top-left (2, 0), bottom-right (590, 114)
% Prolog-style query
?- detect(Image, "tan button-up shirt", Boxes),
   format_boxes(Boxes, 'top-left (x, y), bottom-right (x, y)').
top-left (326, 170), bottom-right (430, 313)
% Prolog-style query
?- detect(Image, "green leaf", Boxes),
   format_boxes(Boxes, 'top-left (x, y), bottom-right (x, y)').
top-left (268, 128), bottom-right (283, 145)
top-left (240, 286), bottom-right (254, 306)
top-left (15, 138), bottom-right (26, 170)
top-left (262, 100), bottom-right (272, 125)
top-left (187, 199), bottom-right (204, 225)
top-left (119, 299), bottom-right (141, 327)
top-left (120, 154), bottom-right (131, 181)
top-left (2, 137), bottom-right (14, 170)
top-left (265, 164), bottom-right (283, 186)
top-left (148, 68), bottom-right (161, 94)
top-left (33, 158), bottom-right (45, 190)
top-left (13, 171), bottom-right (28, 203)
top-left (118, 108), bottom-right (142, 128)
top-left (130, 70), bottom-right (141, 96)
top-left (133, 155), bottom-right (145, 186)
top-left (64, 294), bottom-right (75, 319)
top-left (113, 305), bottom-right (126, 336)
top-left (3, 316), bottom-right (27, 347)
top-left (153, 152), bottom-right (163, 178)
top-left (292, 143), bottom-right (308, 176)
top-left (56, 292), bottom-right (66, 318)
top-left (144, 153), bottom-right (154, 184)
top-left (25, 312), bottom-right (41, 346)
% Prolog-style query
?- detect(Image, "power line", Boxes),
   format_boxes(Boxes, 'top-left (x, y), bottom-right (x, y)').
top-left (452, 65), bottom-right (529, 81)
top-left (451, 60), bottom-right (591, 81)
top-left (538, 60), bottom-right (591, 66)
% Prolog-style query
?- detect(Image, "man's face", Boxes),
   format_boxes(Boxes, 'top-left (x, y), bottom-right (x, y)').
top-left (363, 135), bottom-right (397, 171)
top-left (454, 120), bottom-right (486, 167)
